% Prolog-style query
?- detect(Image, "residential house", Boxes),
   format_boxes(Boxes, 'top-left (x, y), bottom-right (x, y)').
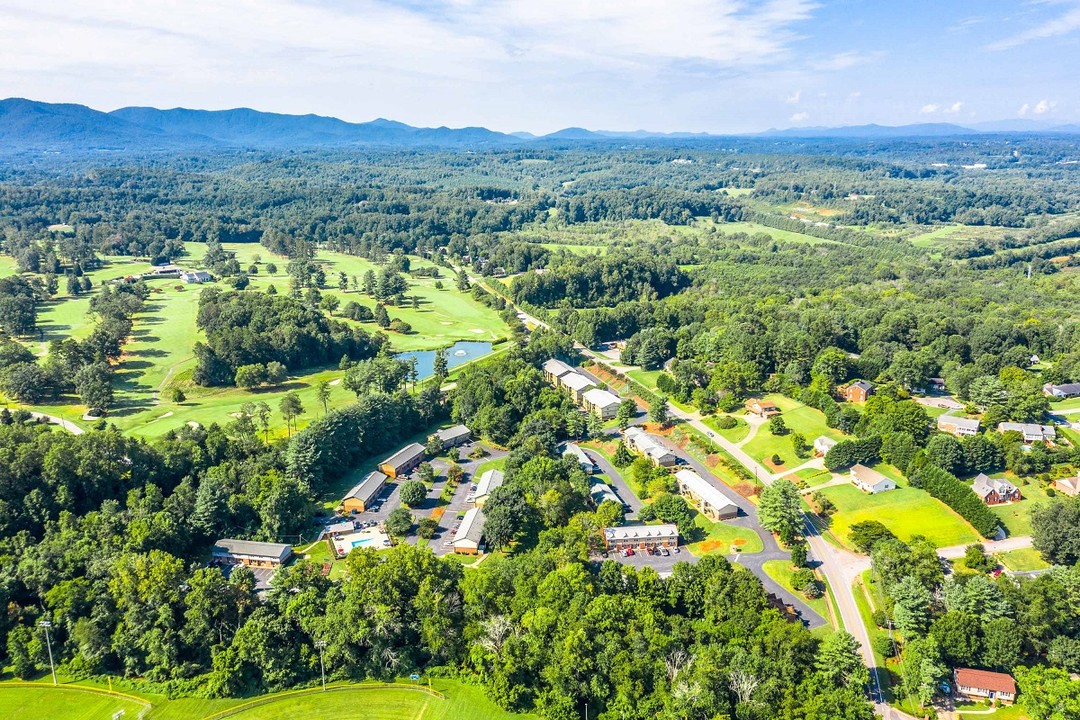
top-left (930, 377), bottom-right (947, 392)
top-left (971, 474), bottom-right (1021, 505)
top-left (590, 480), bottom-right (624, 509)
top-left (998, 422), bottom-right (1056, 444)
top-left (379, 443), bottom-right (426, 478)
top-left (1055, 476), bottom-right (1080, 497)
top-left (562, 443), bottom-right (595, 474)
top-left (603, 524), bottom-right (679, 551)
top-left (844, 380), bottom-right (874, 403)
top-left (850, 464), bottom-right (896, 494)
top-left (1044, 382), bottom-right (1080, 399)
top-left (623, 427), bottom-right (678, 466)
top-left (211, 539), bottom-right (293, 568)
top-left (431, 424), bottom-right (471, 449)
top-left (452, 507), bottom-right (486, 555)
top-left (953, 668), bottom-right (1017, 705)
top-left (582, 387), bottom-right (622, 419)
top-left (675, 469), bottom-right (739, 521)
top-left (938, 414), bottom-right (981, 437)
top-left (745, 398), bottom-right (780, 418)
top-left (342, 471), bottom-right (387, 513)
top-left (180, 270), bottom-right (213, 284)
top-left (813, 436), bottom-right (838, 456)
top-left (542, 358), bottom-right (575, 385)
top-left (560, 371), bottom-right (597, 402)
top-left (472, 469), bottom-right (504, 507)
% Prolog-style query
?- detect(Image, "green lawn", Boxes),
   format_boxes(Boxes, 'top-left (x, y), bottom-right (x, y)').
top-left (956, 700), bottom-right (1028, 720)
top-left (996, 547), bottom-right (1050, 573)
top-left (0, 684), bottom-right (148, 720)
top-left (715, 221), bottom-right (837, 245)
top-left (626, 369), bottom-right (664, 391)
top-left (761, 559), bottom-right (830, 621)
top-left (686, 513), bottom-right (763, 556)
top-left (1051, 396), bottom-right (1080, 412)
top-left (791, 467), bottom-right (835, 487)
top-left (820, 480), bottom-right (980, 549)
top-left (704, 415), bottom-right (750, 443)
top-left (743, 399), bottom-right (845, 469)
top-left (537, 242), bottom-right (607, 256)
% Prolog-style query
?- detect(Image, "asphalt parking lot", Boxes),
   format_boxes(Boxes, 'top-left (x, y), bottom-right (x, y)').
top-left (602, 546), bottom-right (690, 575)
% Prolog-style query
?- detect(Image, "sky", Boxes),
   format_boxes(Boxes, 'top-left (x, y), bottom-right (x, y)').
top-left (1, 0), bottom-right (1078, 133)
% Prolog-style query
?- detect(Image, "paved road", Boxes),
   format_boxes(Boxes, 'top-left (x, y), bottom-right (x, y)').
top-left (417, 443), bottom-right (507, 557)
top-left (936, 535), bottom-right (1033, 559)
top-left (29, 412), bottom-right (85, 434)
top-left (585, 438), bottom-right (643, 518)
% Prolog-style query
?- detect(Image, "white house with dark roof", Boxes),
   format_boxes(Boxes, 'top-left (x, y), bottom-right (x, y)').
top-left (850, 464), bottom-right (896, 494)
top-left (938, 414), bottom-right (981, 437)
top-left (1044, 382), bottom-right (1080, 398)
top-left (998, 422), bottom-right (1056, 444)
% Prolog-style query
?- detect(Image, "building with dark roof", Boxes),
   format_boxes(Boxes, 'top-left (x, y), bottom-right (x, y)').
top-left (342, 471), bottom-right (388, 513)
top-left (432, 424), bottom-right (471, 449)
top-left (212, 539), bottom-right (293, 568)
top-left (379, 443), bottom-right (426, 478)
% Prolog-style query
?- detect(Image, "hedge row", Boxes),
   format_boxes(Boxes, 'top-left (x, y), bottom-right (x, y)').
top-left (911, 463), bottom-right (1001, 538)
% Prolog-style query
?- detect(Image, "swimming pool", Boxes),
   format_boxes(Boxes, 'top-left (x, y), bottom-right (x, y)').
top-left (350, 537), bottom-right (379, 548)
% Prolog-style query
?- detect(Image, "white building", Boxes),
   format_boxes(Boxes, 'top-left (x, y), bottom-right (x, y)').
top-left (562, 443), bottom-right (594, 473)
top-left (813, 436), bottom-right (838, 456)
top-left (452, 507), bottom-right (486, 554)
top-left (675, 469), bottom-right (738, 520)
top-left (849, 464), bottom-right (896, 494)
top-left (582, 387), bottom-right (622, 419)
top-left (472, 469), bottom-right (504, 506)
top-left (623, 427), bottom-right (678, 466)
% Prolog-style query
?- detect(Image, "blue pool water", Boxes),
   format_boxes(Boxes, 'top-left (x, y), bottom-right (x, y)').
top-left (350, 537), bottom-right (379, 548)
top-left (395, 341), bottom-right (493, 379)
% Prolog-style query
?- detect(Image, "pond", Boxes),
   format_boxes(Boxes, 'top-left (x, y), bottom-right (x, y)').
top-left (395, 341), bottom-right (493, 379)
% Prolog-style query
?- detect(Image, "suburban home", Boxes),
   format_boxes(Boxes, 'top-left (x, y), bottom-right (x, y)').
top-left (472, 469), bottom-right (504, 506)
top-left (1044, 382), bottom-right (1080, 398)
top-left (971, 474), bottom-right (1021, 505)
top-left (938, 414), bottom-right (981, 437)
top-left (560, 372), bottom-right (597, 402)
top-left (562, 443), bottom-right (595, 473)
top-left (844, 380), bottom-right (874, 403)
top-left (452, 507), bottom-right (486, 555)
top-left (1055, 476), bottom-right (1080, 497)
top-left (342, 471), bottom-right (387, 513)
top-left (850, 464), bottom-right (896, 494)
top-left (930, 377), bottom-right (947, 392)
top-left (813, 436), bottom-right (838, 456)
top-left (675, 469), bottom-right (738, 521)
top-left (624, 427), bottom-right (678, 466)
top-left (582, 387), bottom-right (622, 419)
top-left (998, 422), bottom-right (1056, 444)
top-left (590, 480), bottom-right (624, 509)
top-left (603, 524), bottom-right (679, 551)
top-left (180, 270), bottom-right (213, 284)
top-left (542, 358), bottom-right (575, 385)
top-left (211, 539), bottom-right (293, 568)
top-left (431, 424), bottom-right (471, 449)
top-left (379, 443), bottom-right (426, 478)
top-left (953, 668), bottom-right (1017, 705)
top-left (745, 398), bottom-right (780, 418)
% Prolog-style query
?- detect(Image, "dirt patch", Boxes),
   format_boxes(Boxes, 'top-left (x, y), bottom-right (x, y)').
top-left (735, 482), bottom-right (762, 499)
top-left (763, 459), bottom-right (785, 472)
top-left (732, 538), bottom-right (747, 546)
top-left (697, 539), bottom-right (726, 553)
top-left (430, 507), bottom-right (445, 521)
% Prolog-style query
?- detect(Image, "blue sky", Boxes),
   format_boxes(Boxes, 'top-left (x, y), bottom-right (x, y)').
top-left (0, 0), bottom-right (1077, 133)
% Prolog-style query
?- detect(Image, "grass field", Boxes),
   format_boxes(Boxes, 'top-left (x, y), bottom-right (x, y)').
top-left (714, 221), bottom-right (837, 245)
top-left (686, 513), bottom-right (763, 556)
top-left (0, 684), bottom-right (148, 720)
top-left (538, 242), bottom-right (607, 256)
top-left (996, 546), bottom-right (1050, 573)
top-left (789, 467), bottom-right (834, 488)
top-left (762, 559), bottom-right (830, 621)
top-left (626, 368), bottom-right (664, 391)
top-left (704, 415), bottom-right (751, 443)
top-left (820, 478), bottom-right (980, 549)
top-left (0, 679), bottom-right (536, 720)
top-left (743, 397), bottom-right (845, 469)
top-left (2, 244), bottom-right (508, 438)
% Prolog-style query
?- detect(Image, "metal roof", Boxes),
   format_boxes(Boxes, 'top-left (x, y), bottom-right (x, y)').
top-left (453, 507), bottom-right (486, 546)
top-left (381, 442), bottom-right (425, 469)
top-left (212, 539), bottom-right (293, 562)
top-left (344, 471), bottom-right (388, 503)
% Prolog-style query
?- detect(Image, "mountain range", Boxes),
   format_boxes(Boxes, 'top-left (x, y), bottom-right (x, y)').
top-left (2, 98), bottom-right (1079, 153)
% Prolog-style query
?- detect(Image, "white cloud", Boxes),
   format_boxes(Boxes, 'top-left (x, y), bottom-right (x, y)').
top-left (920, 104), bottom-right (940, 114)
top-left (945, 101), bottom-right (963, 114)
top-left (988, 2), bottom-right (1080, 50)
top-left (1018, 103), bottom-right (1031, 116)
top-left (0, 0), bottom-right (824, 131)
top-left (1034, 99), bottom-right (1057, 114)
top-left (790, 111), bottom-right (809, 122)
top-left (786, 90), bottom-right (802, 104)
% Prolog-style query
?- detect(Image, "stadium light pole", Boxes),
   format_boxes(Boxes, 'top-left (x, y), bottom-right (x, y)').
top-left (39, 620), bottom-right (57, 685)
top-left (315, 640), bottom-right (327, 691)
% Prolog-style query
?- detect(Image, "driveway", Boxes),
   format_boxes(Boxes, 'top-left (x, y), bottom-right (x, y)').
top-left (587, 436), bottom-right (643, 518)
top-left (415, 442), bottom-right (507, 557)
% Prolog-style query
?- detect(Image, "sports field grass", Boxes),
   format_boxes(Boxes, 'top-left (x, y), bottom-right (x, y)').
top-left (743, 400), bottom-right (845, 469)
top-left (761, 559), bottom-right (830, 621)
top-left (820, 480), bottom-right (980, 549)
top-left (686, 513), bottom-right (763, 556)
top-left (0, 683), bottom-right (148, 720)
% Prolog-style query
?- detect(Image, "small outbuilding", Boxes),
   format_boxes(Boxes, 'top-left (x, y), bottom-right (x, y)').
top-left (813, 436), bottom-right (838, 456)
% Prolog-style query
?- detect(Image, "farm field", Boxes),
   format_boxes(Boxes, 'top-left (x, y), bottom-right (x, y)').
top-left (819, 479), bottom-right (980, 549)
top-left (686, 513), bottom-right (763, 556)
top-left (743, 398), bottom-right (844, 469)
top-left (1, 244), bottom-right (508, 438)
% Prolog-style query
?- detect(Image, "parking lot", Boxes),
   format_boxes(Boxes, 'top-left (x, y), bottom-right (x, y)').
top-left (601, 545), bottom-right (691, 576)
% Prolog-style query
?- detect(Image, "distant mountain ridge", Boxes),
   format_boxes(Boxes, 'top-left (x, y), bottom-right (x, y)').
top-left (2, 98), bottom-right (1079, 153)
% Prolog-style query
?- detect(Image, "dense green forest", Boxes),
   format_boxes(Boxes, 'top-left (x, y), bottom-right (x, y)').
top-left (3, 136), bottom-right (1080, 717)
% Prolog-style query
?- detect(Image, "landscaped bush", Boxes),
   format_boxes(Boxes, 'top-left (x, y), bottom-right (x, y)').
top-left (716, 415), bottom-right (738, 430)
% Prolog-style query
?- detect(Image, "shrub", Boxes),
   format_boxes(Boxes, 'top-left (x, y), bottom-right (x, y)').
top-left (716, 415), bottom-right (738, 430)
top-left (873, 634), bottom-right (898, 659)
top-left (417, 517), bottom-right (439, 539)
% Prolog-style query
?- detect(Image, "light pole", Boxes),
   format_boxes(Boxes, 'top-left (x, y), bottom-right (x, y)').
top-left (39, 620), bottom-right (57, 685)
top-left (315, 640), bottom-right (326, 691)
